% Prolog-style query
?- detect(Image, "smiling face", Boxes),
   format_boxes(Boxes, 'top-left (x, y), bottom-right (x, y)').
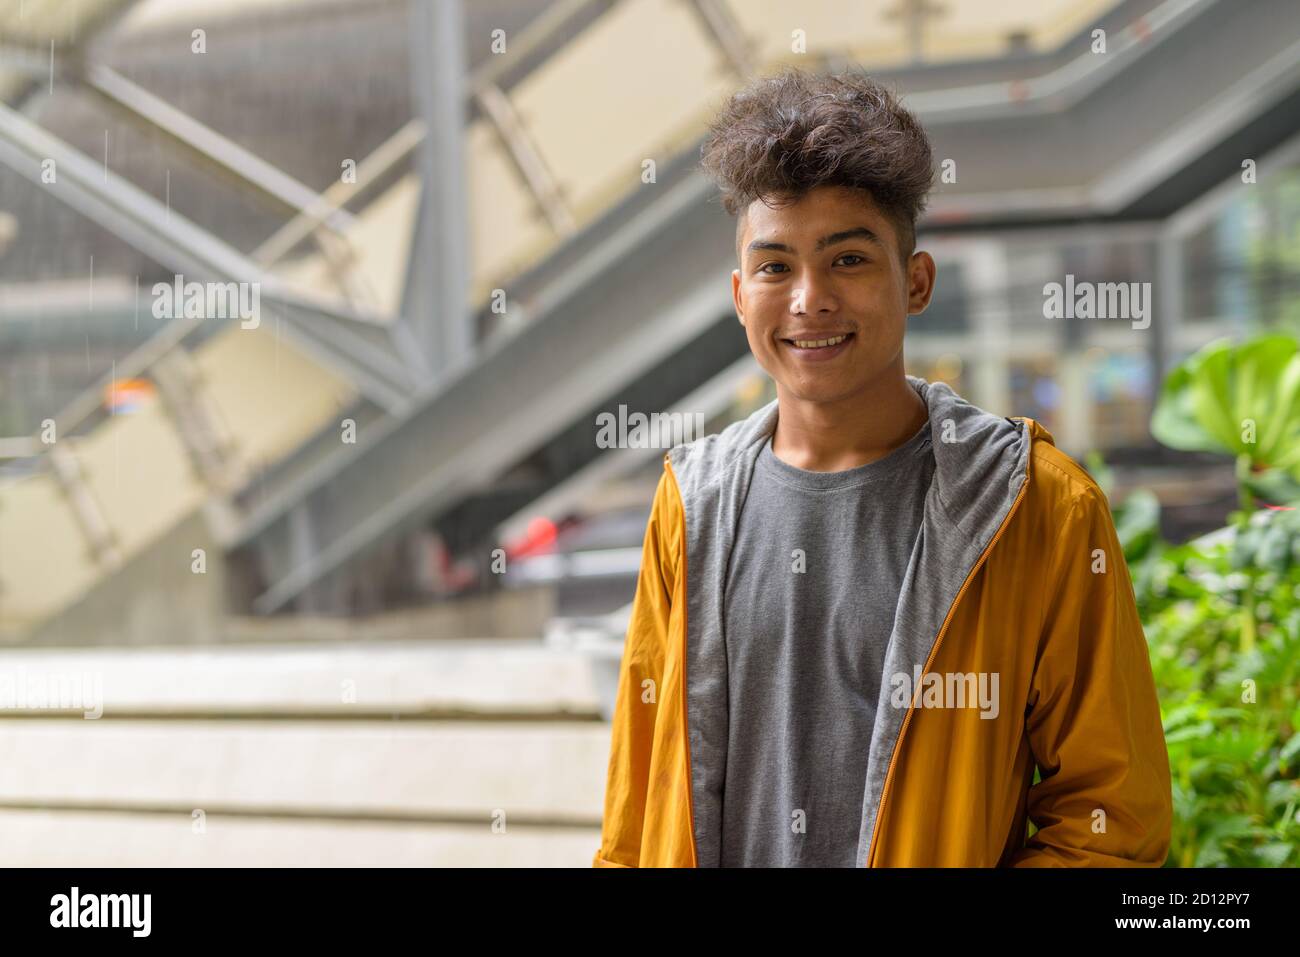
top-left (731, 184), bottom-right (936, 407)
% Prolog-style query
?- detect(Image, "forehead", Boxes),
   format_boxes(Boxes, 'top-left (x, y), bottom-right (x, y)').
top-left (739, 186), bottom-right (896, 253)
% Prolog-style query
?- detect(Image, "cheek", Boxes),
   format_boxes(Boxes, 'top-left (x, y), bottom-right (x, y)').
top-left (741, 288), bottom-right (783, 334)
top-left (858, 283), bottom-right (909, 329)
top-left (743, 284), bottom-right (778, 310)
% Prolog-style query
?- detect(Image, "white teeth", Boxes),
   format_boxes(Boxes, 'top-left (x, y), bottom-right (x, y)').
top-left (791, 334), bottom-right (848, 348)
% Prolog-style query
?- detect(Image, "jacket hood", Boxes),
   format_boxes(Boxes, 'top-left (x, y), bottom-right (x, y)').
top-left (667, 374), bottom-right (1053, 552)
top-left (662, 373), bottom-right (1056, 866)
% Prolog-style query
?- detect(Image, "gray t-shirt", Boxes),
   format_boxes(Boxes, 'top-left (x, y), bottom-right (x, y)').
top-left (719, 420), bottom-right (935, 867)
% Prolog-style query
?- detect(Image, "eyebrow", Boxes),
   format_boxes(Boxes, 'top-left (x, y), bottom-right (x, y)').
top-left (746, 226), bottom-right (883, 257)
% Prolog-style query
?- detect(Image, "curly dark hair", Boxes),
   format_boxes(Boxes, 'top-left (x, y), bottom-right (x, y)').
top-left (700, 66), bottom-right (934, 264)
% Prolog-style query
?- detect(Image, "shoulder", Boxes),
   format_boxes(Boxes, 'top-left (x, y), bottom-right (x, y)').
top-left (1028, 438), bottom-right (1111, 519)
top-left (644, 459), bottom-right (684, 578)
top-left (665, 399), bottom-right (777, 488)
top-left (652, 457), bottom-right (685, 521)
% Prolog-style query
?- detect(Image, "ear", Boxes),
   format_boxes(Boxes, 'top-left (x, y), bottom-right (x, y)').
top-left (906, 251), bottom-right (937, 316)
top-left (732, 268), bottom-right (745, 326)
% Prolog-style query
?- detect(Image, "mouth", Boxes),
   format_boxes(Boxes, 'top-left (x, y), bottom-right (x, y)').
top-left (780, 332), bottom-right (854, 360)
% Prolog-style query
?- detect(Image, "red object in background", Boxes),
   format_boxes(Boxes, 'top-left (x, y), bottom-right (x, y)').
top-left (425, 534), bottom-right (476, 594)
top-left (505, 516), bottom-right (559, 561)
top-left (103, 377), bottom-right (155, 414)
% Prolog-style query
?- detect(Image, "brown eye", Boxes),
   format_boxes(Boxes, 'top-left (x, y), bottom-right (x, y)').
top-left (837, 254), bottom-right (865, 266)
top-left (759, 262), bottom-right (788, 274)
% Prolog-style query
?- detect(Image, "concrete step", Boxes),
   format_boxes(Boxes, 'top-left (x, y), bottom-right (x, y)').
top-left (0, 640), bottom-right (617, 865)
top-left (0, 639), bottom-right (603, 717)
top-left (0, 719), bottom-right (610, 821)
top-left (0, 808), bottom-right (600, 866)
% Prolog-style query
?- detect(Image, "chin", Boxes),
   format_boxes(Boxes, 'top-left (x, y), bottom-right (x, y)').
top-left (779, 380), bottom-right (863, 404)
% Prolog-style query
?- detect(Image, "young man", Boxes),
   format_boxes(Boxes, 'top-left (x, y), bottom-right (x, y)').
top-left (592, 67), bottom-right (1171, 867)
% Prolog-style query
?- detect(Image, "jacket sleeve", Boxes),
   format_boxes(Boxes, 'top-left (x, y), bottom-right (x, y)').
top-left (1010, 484), bottom-right (1172, 867)
top-left (592, 465), bottom-right (680, 867)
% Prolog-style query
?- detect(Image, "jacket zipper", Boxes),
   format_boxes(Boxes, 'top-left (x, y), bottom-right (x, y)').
top-left (863, 421), bottom-right (1033, 867)
top-left (663, 455), bottom-right (698, 867)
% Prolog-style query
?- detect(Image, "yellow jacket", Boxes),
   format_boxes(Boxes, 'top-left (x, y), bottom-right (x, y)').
top-left (593, 375), bottom-right (1172, 867)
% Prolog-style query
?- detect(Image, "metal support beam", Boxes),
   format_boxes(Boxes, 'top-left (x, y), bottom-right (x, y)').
top-left (0, 42), bottom-right (51, 75)
top-left (404, 0), bottom-right (472, 377)
top-left (0, 437), bottom-right (40, 460)
top-left (467, 0), bottom-right (607, 93)
top-left (83, 64), bottom-right (358, 234)
top-left (252, 119), bottom-right (427, 266)
top-left (0, 98), bottom-right (415, 413)
top-left (686, 0), bottom-right (756, 79)
top-left (47, 442), bottom-right (123, 569)
top-left (150, 348), bottom-right (245, 494)
top-left (81, 64), bottom-right (377, 309)
top-left (4, 114), bottom-right (436, 493)
top-left (884, 0), bottom-right (947, 66)
top-left (473, 82), bottom-right (575, 236)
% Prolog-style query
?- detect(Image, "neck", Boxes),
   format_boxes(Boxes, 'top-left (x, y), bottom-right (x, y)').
top-left (770, 363), bottom-right (929, 472)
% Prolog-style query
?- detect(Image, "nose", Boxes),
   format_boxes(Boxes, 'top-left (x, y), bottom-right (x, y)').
top-left (791, 268), bottom-right (839, 315)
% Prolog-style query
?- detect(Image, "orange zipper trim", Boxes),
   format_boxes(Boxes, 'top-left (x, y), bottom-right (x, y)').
top-left (863, 419), bottom-right (1033, 867)
top-left (663, 455), bottom-right (697, 867)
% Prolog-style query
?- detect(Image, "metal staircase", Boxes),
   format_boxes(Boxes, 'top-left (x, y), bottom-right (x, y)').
top-left (2, 0), bottom-right (1298, 638)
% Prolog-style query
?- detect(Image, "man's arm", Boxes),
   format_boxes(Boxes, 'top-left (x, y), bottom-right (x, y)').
top-left (1010, 484), bottom-right (1172, 867)
top-left (592, 466), bottom-right (679, 867)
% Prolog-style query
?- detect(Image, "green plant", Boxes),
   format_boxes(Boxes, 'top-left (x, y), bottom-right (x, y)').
top-left (1137, 518), bottom-right (1300, 867)
top-left (1098, 331), bottom-right (1300, 866)
top-left (1151, 333), bottom-right (1300, 509)
top-left (1152, 333), bottom-right (1300, 654)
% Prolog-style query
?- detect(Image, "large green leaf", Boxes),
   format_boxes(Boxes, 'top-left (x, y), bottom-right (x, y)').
top-left (1151, 334), bottom-right (1300, 470)
top-left (1190, 339), bottom-right (1248, 451)
top-left (1152, 357), bottom-right (1220, 451)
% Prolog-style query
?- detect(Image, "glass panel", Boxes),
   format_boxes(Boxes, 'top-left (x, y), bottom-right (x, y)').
top-left (1086, 347), bottom-right (1155, 449)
